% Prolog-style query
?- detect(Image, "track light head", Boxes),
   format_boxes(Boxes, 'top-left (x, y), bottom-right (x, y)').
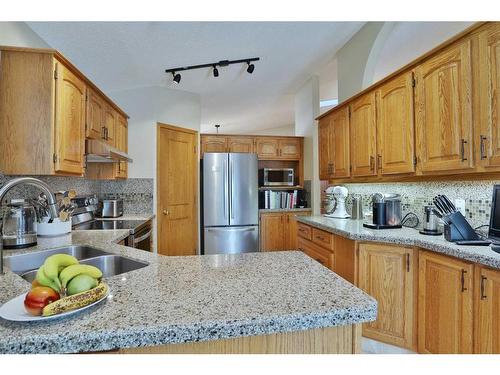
top-left (213, 65), bottom-right (219, 77)
top-left (246, 62), bottom-right (255, 74)
top-left (172, 72), bottom-right (181, 84)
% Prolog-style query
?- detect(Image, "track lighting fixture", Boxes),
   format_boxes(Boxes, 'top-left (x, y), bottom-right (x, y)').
top-left (246, 62), bottom-right (255, 74)
top-left (165, 57), bottom-right (259, 84)
top-left (172, 72), bottom-right (181, 84)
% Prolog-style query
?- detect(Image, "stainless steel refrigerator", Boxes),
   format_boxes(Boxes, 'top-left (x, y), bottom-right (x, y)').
top-left (202, 153), bottom-right (259, 255)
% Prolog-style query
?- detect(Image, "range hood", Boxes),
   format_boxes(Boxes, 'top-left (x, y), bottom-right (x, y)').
top-left (85, 139), bottom-right (133, 163)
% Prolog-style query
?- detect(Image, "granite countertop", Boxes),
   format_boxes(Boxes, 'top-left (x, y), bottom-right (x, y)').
top-left (0, 231), bottom-right (376, 354)
top-left (96, 214), bottom-right (155, 221)
top-left (298, 216), bottom-right (500, 270)
top-left (259, 208), bottom-right (312, 213)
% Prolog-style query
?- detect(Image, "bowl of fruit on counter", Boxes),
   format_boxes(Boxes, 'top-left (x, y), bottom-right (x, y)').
top-left (0, 254), bottom-right (109, 322)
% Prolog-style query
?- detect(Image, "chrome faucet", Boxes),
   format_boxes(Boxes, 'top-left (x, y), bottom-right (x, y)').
top-left (0, 177), bottom-right (58, 274)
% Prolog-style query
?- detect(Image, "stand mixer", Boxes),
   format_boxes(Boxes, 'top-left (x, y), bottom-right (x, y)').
top-left (324, 186), bottom-right (350, 219)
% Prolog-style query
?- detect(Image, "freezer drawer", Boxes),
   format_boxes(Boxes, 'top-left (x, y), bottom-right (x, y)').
top-left (203, 226), bottom-right (259, 255)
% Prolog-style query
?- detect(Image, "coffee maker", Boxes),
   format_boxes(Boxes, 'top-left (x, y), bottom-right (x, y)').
top-left (363, 193), bottom-right (402, 229)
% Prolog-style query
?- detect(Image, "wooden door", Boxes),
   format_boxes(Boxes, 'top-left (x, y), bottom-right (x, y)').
top-left (228, 136), bottom-right (254, 153)
top-left (350, 93), bottom-right (377, 177)
top-left (278, 138), bottom-right (301, 159)
top-left (54, 61), bottom-right (86, 175)
top-left (377, 72), bottom-right (415, 175)
top-left (157, 124), bottom-right (198, 256)
top-left (260, 213), bottom-right (285, 251)
top-left (415, 39), bottom-right (474, 173)
top-left (358, 243), bottom-right (417, 350)
top-left (200, 135), bottom-right (227, 157)
top-left (477, 23), bottom-right (500, 168)
top-left (103, 105), bottom-right (116, 147)
top-left (285, 211), bottom-right (311, 250)
top-left (256, 138), bottom-right (279, 159)
top-left (331, 106), bottom-right (351, 178)
top-left (474, 266), bottom-right (500, 353)
top-left (318, 116), bottom-right (332, 180)
top-left (418, 250), bottom-right (473, 353)
top-left (86, 88), bottom-right (105, 140)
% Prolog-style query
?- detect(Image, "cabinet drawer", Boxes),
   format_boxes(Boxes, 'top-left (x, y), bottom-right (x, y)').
top-left (312, 228), bottom-right (334, 250)
top-left (298, 238), bottom-right (334, 270)
top-left (297, 223), bottom-right (312, 240)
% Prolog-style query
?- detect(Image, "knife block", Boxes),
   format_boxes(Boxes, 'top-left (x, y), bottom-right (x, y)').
top-left (443, 211), bottom-right (480, 242)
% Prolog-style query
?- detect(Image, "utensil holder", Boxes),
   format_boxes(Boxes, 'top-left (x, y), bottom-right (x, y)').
top-left (37, 218), bottom-right (71, 237)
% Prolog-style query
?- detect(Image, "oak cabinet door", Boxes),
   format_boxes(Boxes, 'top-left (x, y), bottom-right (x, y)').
top-left (115, 115), bottom-right (128, 179)
top-left (256, 138), bottom-right (279, 159)
top-left (377, 72), bottom-right (415, 175)
top-left (477, 23), bottom-right (500, 168)
top-left (260, 213), bottom-right (285, 251)
top-left (54, 62), bottom-right (86, 175)
top-left (415, 39), bottom-right (474, 173)
top-left (86, 88), bottom-right (105, 140)
top-left (285, 211), bottom-right (311, 250)
top-left (350, 93), bottom-right (377, 176)
top-left (278, 138), bottom-right (301, 159)
top-left (228, 136), bottom-right (254, 153)
top-left (331, 106), bottom-right (351, 178)
top-left (474, 266), bottom-right (500, 354)
top-left (201, 135), bottom-right (227, 157)
top-left (297, 237), bottom-right (334, 270)
top-left (418, 250), bottom-right (473, 353)
top-left (358, 243), bottom-right (417, 350)
top-left (318, 116), bottom-right (332, 180)
top-left (103, 105), bottom-right (116, 147)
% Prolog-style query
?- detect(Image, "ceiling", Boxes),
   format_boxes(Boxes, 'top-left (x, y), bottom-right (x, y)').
top-left (28, 22), bottom-right (364, 134)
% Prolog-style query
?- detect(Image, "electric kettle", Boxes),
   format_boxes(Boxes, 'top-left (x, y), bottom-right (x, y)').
top-left (2, 200), bottom-right (38, 249)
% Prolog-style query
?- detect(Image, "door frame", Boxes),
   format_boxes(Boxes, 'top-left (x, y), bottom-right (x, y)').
top-left (156, 122), bottom-right (199, 254)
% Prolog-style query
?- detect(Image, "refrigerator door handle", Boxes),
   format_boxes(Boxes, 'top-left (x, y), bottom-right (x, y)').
top-left (207, 227), bottom-right (256, 232)
top-left (229, 157), bottom-right (234, 219)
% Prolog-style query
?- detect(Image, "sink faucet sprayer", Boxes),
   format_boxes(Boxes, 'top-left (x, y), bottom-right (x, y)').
top-left (0, 177), bottom-right (58, 274)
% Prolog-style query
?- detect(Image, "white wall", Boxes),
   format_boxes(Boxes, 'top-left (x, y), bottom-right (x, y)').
top-left (0, 22), bottom-right (50, 48)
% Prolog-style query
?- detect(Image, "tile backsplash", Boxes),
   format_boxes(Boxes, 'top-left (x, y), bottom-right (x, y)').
top-left (0, 174), bottom-right (154, 215)
top-left (322, 180), bottom-right (500, 229)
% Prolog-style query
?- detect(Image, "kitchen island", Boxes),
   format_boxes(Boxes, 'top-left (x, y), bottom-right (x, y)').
top-left (0, 230), bottom-right (376, 354)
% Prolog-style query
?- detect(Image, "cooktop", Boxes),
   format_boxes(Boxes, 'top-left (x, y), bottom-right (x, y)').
top-left (73, 219), bottom-right (147, 233)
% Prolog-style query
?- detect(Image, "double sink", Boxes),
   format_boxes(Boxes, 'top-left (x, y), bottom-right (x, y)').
top-left (4, 245), bottom-right (148, 282)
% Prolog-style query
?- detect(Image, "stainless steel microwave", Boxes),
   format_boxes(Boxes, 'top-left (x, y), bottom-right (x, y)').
top-left (259, 168), bottom-right (294, 186)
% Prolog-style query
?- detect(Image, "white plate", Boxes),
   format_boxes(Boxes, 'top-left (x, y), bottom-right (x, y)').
top-left (0, 288), bottom-right (109, 322)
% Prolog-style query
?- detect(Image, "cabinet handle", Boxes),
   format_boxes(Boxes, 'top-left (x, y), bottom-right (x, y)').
top-left (480, 135), bottom-right (487, 160)
top-left (406, 253), bottom-right (410, 272)
top-left (370, 156), bottom-right (375, 170)
top-left (461, 269), bottom-right (468, 292)
top-left (102, 126), bottom-right (106, 140)
top-left (480, 275), bottom-right (487, 300)
top-left (315, 235), bottom-right (325, 241)
top-left (460, 139), bottom-right (468, 161)
top-left (377, 154), bottom-right (382, 170)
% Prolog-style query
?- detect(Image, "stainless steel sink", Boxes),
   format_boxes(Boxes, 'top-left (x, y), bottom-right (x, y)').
top-left (4, 246), bottom-right (112, 274)
top-left (21, 255), bottom-right (149, 283)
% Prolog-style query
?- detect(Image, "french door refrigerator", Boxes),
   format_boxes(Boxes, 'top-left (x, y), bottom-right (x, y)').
top-left (202, 153), bottom-right (259, 255)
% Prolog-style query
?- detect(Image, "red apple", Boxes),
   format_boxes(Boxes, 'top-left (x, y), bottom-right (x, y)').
top-left (24, 286), bottom-right (60, 316)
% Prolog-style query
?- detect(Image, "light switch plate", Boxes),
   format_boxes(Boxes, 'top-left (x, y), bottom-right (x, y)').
top-left (455, 198), bottom-right (466, 215)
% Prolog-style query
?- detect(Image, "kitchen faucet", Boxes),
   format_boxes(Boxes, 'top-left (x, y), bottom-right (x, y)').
top-left (0, 177), bottom-right (58, 274)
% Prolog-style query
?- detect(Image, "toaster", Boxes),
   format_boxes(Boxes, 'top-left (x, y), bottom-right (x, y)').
top-left (97, 199), bottom-right (123, 218)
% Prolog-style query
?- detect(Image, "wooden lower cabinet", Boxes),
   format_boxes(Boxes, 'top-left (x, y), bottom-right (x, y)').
top-left (357, 243), bottom-right (417, 351)
top-left (260, 211), bottom-right (311, 251)
top-left (418, 250), bottom-right (474, 354)
top-left (474, 266), bottom-right (500, 353)
top-left (298, 237), bottom-right (334, 269)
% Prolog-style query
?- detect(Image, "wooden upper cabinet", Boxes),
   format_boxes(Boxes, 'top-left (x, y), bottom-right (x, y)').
top-left (278, 138), bottom-right (301, 159)
top-left (477, 23), bottom-right (500, 169)
top-left (376, 72), bottom-right (415, 175)
top-left (227, 136), bottom-right (254, 153)
top-left (201, 135), bottom-right (228, 156)
top-left (115, 115), bottom-right (128, 179)
top-left (260, 213), bottom-right (285, 251)
top-left (418, 250), bottom-right (473, 354)
top-left (358, 243), bottom-right (417, 351)
top-left (350, 93), bottom-right (377, 177)
top-left (256, 138), bottom-right (279, 159)
top-left (474, 266), bottom-right (500, 354)
top-left (53, 61), bottom-right (86, 175)
top-left (318, 115), bottom-right (332, 180)
top-left (86, 88), bottom-right (105, 140)
top-left (331, 106), bottom-right (351, 178)
top-left (415, 38), bottom-right (474, 173)
top-left (102, 104), bottom-right (116, 147)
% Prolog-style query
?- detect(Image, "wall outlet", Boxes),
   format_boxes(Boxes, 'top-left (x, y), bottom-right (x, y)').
top-left (455, 198), bottom-right (466, 215)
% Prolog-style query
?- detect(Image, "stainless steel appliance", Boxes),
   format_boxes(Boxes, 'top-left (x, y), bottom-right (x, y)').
top-left (350, 194), bottom-right (364, 220)
top-left (2, 200), bottom-right (38, 249)
top-left (203, 153), bottom-right (259, 255)
top-left (419, 205), bottom-right (442, 235)
top-left (363, 193), bottom-right (402, 229)
top-left (97, 199), bottom-right (123, 218)
top-left (259, 168), bottom-right (294, 186)
top-left (323, 186), bottom-right (350, 218)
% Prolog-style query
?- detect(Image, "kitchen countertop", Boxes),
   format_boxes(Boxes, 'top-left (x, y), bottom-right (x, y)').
top-left (96, 214), bottom-right (155, 221)
top-left (0, 230), bottom-right (376, 354)
top-left (297, 216), bottom-right (500, 270)
top-left (259, 208), bottom-right (312, 213)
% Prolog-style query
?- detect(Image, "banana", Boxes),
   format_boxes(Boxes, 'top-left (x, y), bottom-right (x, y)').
top-left (44, 254), bottom-right (78, 281)
top-left (59, 264), bottom-right (103, 288)
top-left (42, 282), bottom-right (108, 317)
top-left (36, 265), bottom-right (62, 292)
